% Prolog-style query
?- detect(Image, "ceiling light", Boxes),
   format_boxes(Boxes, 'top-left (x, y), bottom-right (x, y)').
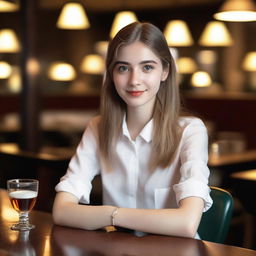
top-left (214, 0), bottom-right (256, 22)
top-left (48, 62), bottom-right (76, 81)
top-left (242, 52), bottom-right (256, 71)
top-left (199, 21), bottom-right (233, 47)
top-left (80, 54), bottom-right (105, 75)
top-left (0, 0), bottom-right (19, 12)
top-left (176, 57), bottom-right (197, 74)
top-left (110, 11), bottom-right (138, 39)
top-left (164, 20), bottom-right (193, 47)
top-left (191, 71), bottom-right (212, 87)
top-left (0, 29), bottom-right (20, 52)
top-left (0, 61), bottom-right (12, 78)
top-left (57, 2), bottom-right (90, 29)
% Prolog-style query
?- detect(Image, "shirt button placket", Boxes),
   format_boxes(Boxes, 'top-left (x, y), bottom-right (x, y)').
top-left (131, 140), bottom-right (139, 208)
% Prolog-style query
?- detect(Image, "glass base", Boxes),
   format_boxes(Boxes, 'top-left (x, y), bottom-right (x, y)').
top-left (11, 223), bottom-right (35, 231)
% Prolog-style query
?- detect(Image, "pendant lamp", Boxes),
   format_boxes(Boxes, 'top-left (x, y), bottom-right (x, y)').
top-left (163, 20), bottom-right (193, 47)
top-left (214, 0), bottom-right (256, 22)
top-left (242, 52), bottom-right (256, 71)
top-left (57, 2), bottom-right (90, 29)
top-left (0, 29), bottom-right (20, 52)
top-left (48, 62), bottom-right (76, 81)
top-left (0, 61), bottom-right (12, 79)
top-left (110, 11), bottom-right (137, 38)
top-left (80, 54), bottom-right (105, 75)
top-left (199, 21), bottom-right (233, 47)
top-left (0, 0), bottom-right (19, 12)
top-left (191, 71), bottom-right (212, 87)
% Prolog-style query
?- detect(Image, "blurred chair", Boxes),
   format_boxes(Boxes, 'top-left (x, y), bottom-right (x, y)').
top-left (198, 186), bottom-right (234, 243)
top-left (0, 143), bottom-right (72, 212)
top-left (231, 169), bottom-right (256, 248)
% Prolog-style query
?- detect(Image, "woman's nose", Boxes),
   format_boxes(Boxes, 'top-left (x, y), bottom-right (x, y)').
top-left (129, 69), bottom-right (141, 86)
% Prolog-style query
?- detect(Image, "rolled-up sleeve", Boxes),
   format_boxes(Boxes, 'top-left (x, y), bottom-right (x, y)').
top-left (173, 118), bottom-right (213, 212)
top-left (55, 117), bottom-right (101, 204)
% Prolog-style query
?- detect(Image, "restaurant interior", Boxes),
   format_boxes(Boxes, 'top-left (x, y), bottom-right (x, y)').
top-left (0, 0), bottom-right (256, 251)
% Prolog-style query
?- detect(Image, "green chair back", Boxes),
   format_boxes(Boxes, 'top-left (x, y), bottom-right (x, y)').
top-left (198, 186), bottom-right (234, 243)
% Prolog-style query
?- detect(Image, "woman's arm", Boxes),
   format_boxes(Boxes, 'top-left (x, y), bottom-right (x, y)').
top-left (114, 196), bottom-right (204, 238)
top-left (52, 192), bottom-right (116, 230)
top-left (53, 191), bottom-right (204, 238)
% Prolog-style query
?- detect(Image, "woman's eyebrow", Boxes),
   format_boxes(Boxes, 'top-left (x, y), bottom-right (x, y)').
top-left (114, 61), bottom-right (129, 66)
top-left (114, 60), bottom-right (158, 65)
top-left (140, 60), bottom-right (158, 64)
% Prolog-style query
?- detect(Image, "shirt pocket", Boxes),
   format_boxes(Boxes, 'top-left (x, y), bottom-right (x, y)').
top-left (154, 187), bottom-right (176, 209)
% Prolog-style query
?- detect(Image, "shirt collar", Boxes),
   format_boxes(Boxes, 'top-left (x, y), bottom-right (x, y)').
top-left (122, 116), bottom-right (153, 143)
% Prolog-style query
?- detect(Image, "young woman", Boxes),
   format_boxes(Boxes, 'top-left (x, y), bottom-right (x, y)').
top-left (53, 22), bottom-right (212, 238)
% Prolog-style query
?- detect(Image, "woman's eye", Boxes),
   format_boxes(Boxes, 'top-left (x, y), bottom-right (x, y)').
top-left (117, 65), bottom-right (128, 73)
top-left (143, 65), bottom-right (154, 72)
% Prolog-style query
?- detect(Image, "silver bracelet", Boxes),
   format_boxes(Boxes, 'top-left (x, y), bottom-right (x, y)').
top-left (111, 207), bottom-right (119, 226)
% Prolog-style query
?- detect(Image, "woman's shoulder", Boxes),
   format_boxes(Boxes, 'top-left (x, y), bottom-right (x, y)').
top-left (86, 115), bottom-right (101, 127)
top-left (178, 116), bottom-right (206, 129)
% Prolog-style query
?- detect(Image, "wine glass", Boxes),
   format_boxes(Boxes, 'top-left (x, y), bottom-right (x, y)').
top-left (7, 179), bottom-right (39, 231)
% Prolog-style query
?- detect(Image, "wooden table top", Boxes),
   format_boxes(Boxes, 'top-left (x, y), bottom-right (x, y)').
top-left (208, 150), bottom-right (256, 167)
top-left (0, 190), bottom-right (256, 256)
top-left (231, 169), bottom-right (256, 181)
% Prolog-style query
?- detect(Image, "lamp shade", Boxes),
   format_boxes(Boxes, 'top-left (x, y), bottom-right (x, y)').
top-left (163, 20), bottom-right (193, 47)
top-left (110, 11), bottom-right (137, 38)
top-left (191, 71), bottom-right (212, 87)
top-left (176, 57), bottom-right (197, 74)
top-left (57, 2), bottom-right (90, 29)
top-left (0, 0), bottom-right (19, 12)
top-left (48, 62), bottom-right (76, 81)
top-left (199, 21), bottom-right (233, 47)
top-left (214, 0), bottom-right (256, 22)
top-left (80, 54), bottom-right (105, 75)
top-left (242, 52), bottom-right (256, 71)
top-left (0, 29), bottom-right (20, 52)
top-left (0, 61), bottom-right (12, 79)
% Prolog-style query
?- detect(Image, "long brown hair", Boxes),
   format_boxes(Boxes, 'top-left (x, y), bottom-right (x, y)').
top-left (99, 22), bottom-right (181, 170)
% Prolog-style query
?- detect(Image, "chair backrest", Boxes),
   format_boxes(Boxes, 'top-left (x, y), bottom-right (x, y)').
top-left (197, 186), bottom-right (234, 243)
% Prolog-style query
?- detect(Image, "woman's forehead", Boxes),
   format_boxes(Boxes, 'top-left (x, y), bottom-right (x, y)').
top-left (115, 41), bottom-right (161, 63)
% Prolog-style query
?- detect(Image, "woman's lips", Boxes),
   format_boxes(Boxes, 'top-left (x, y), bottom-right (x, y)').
top-left (127, 91), bottom-right (144, 97)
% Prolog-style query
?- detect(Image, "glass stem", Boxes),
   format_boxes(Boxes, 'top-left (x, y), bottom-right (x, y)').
top-left (19, 212), bottom-right (29, 226)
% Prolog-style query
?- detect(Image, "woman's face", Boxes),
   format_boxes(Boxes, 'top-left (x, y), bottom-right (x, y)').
top-left (112, 41), bottom-right (168, 115)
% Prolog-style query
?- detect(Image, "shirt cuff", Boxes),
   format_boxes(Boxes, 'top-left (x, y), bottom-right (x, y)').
top-left (173, 178), bottom-right (213, 212)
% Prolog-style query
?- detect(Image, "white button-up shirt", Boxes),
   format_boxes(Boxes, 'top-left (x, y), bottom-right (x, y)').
top-left (56, 116), bottom-right (212, 212)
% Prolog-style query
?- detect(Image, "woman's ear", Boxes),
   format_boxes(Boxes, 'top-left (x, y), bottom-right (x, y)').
top-left (161, 67), bottom-right (169, 82)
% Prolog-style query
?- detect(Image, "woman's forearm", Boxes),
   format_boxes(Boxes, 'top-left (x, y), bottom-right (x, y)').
top-left (53, 192), bottom-right (115, 230)
top-left (114, 197), bottom-right (204, 238)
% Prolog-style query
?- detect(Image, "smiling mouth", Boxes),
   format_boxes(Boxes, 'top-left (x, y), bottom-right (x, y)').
top-left (127, 91), bottom-right (144, 97)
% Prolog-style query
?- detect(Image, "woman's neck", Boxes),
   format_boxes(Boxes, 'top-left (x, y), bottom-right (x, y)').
top-left (126, 107), bottom-right (153, 141)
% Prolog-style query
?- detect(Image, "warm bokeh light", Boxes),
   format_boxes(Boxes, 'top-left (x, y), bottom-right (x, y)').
top-left (8, 66), bottom-right (21, 93)
top-left (0, 29), bottom-right (20, 52)
top-left (57, 2), bottom-right (90, 29)
top-left (110, 11), bottom-right (138, 38)
top-left (199, 21), bottom-right (233, 47)
top-left (191, 71), bottom-right (212, 87)
top-left (0, 61), bottom-right (12, 79)
top-left (80, 54), bottom-right (105, 75)
top-left (94, 41), bottom-right (109, 58)
top-left (0, 0), bottom-right (19, 12)
top-left (176, 57), bottom-right (197, 74)
top-left (214, 0), bottom-right (256, 22)
top-left (164, 20), bottom-right (193, 47)
top-left (197, 50), bottom-right (217, 65)
top-left (242, 52), bottom-right (256, 71)
top-left (27, 58), bottom-right (40, 76)
top-left (48, 62), bottom-right (76, 81)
